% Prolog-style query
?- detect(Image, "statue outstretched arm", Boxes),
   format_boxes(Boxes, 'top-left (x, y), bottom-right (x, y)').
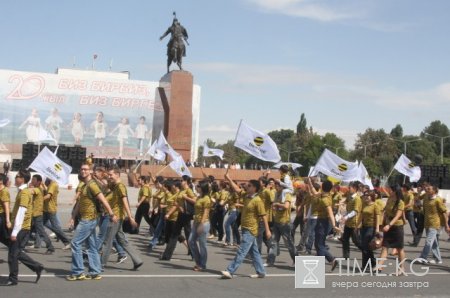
top-left (159, 28), bottom-right (171, 41)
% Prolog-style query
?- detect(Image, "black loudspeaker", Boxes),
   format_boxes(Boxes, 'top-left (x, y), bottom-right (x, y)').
top-left (32, 144), bottom-right (39, 158)
top-left (12, 159), bottom-right (21, 171)
top-left (22, 143), bottom-right (33, 159)
top-left (77, 147), bottom-right (86, 161)
top-left (57, 145), bottom-right (68, 161)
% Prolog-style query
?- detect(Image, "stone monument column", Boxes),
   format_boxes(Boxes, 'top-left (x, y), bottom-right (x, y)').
top-left (158, 70), bottom-right (193, 161)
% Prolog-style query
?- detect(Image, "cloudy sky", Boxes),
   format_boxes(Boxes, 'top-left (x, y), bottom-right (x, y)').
top-left (1, 0), bottom-right (450, 148)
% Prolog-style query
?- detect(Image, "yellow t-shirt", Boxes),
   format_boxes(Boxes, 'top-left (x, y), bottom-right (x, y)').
top-left (259, 188), bottom-right (274, 222)
top-left (32, 187), bottom-right (44, 217)
top-left (423, 196), bottom-right (447, 229)
top-left (166, 192), bottom-right (180, 222)
top-left (194, 195), bottom-right (211, 223)
top-left (384, 197), bottom-right (405, 226)
top-left (138, 185), bottom-right (151, 203)
top-left (345, 194), bottom-right (362, 228)
top-left (403, 191), bottom-right (414, 211)
top-left (226, 192), bottom-right (239, 210)
top-left (0, 187), bottom-right (10, 214)
top-left (11, 188), bottom-right (33, 230)
top-left (44, 181), bottom-right (59, 213)
top-left (273, 192), bottom-right (292, 224)
top-left (361, 203), bottom-right (382, 227)
top-left (310, 195), bottom-right (320, 217)
top-left (79, 179), bottom-right (102, 220)
top-left (317, 193), bottom-right (332, 219)
top-left (111, 182), bottom-right (127, 219)
top-left (240, 195), bottom-right (266, 237)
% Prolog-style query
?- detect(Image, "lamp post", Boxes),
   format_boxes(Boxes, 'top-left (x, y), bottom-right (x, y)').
top-left (280, 148), bottom-right (301, 162)
top-left (424, 133), bottom-right (450, 164)
top-left (324, 144), bottom-right (344, 155)
top-left (363, 142), bottom-right (380, 158)
top-left (389, 138), bottom-right (421, 155)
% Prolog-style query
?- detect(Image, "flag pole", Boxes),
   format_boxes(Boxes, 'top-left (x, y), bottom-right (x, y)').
top-left (134, 153), bottom-right (149, 173)
top-left (233, 119), bottom-right (243, 144)
top-left (384, 167), bottom-right (396, 186)
top-left (155, 164), bottom-right (169, 176)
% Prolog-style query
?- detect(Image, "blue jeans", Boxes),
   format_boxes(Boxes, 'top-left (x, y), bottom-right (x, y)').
top-left (150, 211), bottom-right (165, 246)
top-left (224, 210), bottom-right (237, 244)
top-left (420, 228), bottom-right (441, 262)
top-left (305, 218), bottom-right (317, 252)
top-left (37, 212), bottom-right (70, 246)
top-left (97, 214), bottom-right (126, 257)
top-left (189, 221), bottom-right (210, 269)
top-left (71, 219), bottom-right (102, 276)
top-left (226, 229), bottom-right (265, 276)
top-left (360, 227), bottom-right (375, 269)
top-left (315, 218), bottom-right (334, 263)
top-left (267, 222), bottom-right (296, 265)
top-left (405, 210), bottom-right (417, 235)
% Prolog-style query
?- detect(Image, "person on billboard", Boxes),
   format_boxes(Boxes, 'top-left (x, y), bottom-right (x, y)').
top-left (110, 117), bottom-right (134, 158)
top-left (69, 112), bottom-right (84, 145)
top-left (45, 108), bottom-right (63, 143)
top-left (135, 116), bottom-right (149, 156)
top-left (18, 108), bottom-right (41, 142)
top-left (90, 112), bottom-right (107, 147)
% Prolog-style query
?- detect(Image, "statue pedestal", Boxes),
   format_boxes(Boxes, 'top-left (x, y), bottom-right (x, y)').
top-left (158, 71), bottom-right (193, 161)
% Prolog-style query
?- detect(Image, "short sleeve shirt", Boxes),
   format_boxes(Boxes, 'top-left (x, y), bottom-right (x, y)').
top-left (0, 187), bottom-right (10, 214)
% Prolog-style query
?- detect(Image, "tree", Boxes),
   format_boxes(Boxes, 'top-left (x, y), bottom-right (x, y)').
top-left (390, 124), bottom-right (403, 139)
top-left (296, 113), bottom-right (308, 136)
top-left (421, 120), bottom-right (450, 161)
top-left (268, 129), bottom-right (295, 145)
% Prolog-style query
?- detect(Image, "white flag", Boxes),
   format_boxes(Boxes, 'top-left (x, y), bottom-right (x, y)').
top-left (154, 132), bottom-right (180, 160)
top-left (169, 155), bottom-right (192, 177)
top-left (38, 128), bottom-right (57, 145)
top-left (147, 140), bottom-right (166, 161)
top-left (29, 147), bottom-right (72, 185)
top-left (310, 149), bottom-right (360, 181)
top-left (273, 162), bottom-right (302, 170)
top-left (394, 154), bottom-right (421, 182)
top-left (203, 142), bottom-right (224, 160)
top-left (0, 119), bottom-right (11, 128)
top-left (358, 162), bottom-right (374, 190)
top-left (234, 120), bottom-right (281, 163)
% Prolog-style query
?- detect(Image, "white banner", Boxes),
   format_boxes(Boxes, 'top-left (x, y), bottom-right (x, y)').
top-left (310, 149), bottom-right (360, 181)
top-left (234, 120), bottom-right (281, 163)
top-left (29, 147), bottom-right (72, 185)
top-left (273, 162), bottom-right (302, 170)
top-left (394, 154), bottom-right (421, 182)
top-left (203, 142), bottom-right (224, 160)
top-left (169, 155), bottom-right (192, 177)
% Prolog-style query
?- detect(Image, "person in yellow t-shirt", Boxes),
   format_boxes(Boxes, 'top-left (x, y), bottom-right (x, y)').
top-left (221, 176), bottom-right (271, 279)
top-left (0, 173), bottom-right (11, 247)
top-left (418, 185), bottom-right (449, 264)
top-left (28, 174), bottom-right (55, 254)
top-left (402, 184), bottom-right (417, 237)
top-left (101, 167), bottom-right (142, 271)
top-left (67, 163), bottom-right (116, 281)
top-left (358, 190), bottom-right (381, 271)
top-left (42, 179), bottom-right (71, 249)
top-left (377, 186), bottom-right (406, 274)
top-left (257, 177), bottom-right (274, 253)
top-left (188, 180), bottom-right (211, 271)
top-left (2, 169), bottom-right (43, 286)
top-left (134, 175), bottom-right (152, 232)
top-left (266, 181), bottom-right (296, 267)
top-left (149, 175), bottom-right (168, 249)
top-left (340, 181), bottom-right (362, 259)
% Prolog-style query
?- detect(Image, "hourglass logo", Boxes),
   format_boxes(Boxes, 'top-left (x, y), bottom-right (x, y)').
top-left (295, 256), bottom-right (325, 288)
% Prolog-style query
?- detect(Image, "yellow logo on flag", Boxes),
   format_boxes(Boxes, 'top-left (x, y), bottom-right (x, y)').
top-left (181, 166), bottom-right (185, 172)
top-left (54, 163), bottom-right (62, 172)
top-left (208, 150), bottom-right (213, 155)
top-left (253, 137), bottom-right (264, 147)
top-left (408, 162), bottom-right (415, 168)
top-left (337, 163), bottom-right (348, 172)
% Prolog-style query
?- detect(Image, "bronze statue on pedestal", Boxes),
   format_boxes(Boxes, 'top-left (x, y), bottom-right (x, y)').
top-left (160, 12), bottom-right (189, 73)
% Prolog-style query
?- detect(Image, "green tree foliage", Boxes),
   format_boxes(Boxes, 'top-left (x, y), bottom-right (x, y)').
top-left (296, 113), bottom-right (308, 136)
top-left (390, 124), bottom-right (403, 138)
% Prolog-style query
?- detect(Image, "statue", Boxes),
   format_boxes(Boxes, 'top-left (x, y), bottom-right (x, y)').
top-left (160, 12), bottom-right (189, 73)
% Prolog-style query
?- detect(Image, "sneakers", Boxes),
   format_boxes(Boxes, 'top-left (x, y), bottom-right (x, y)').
top-left (263, 263), bottom-right (274, 267)
top-left (429, 260), bottom-right (443, 264)
top-left (49, 233), bottom-right (57, 239)
top-left (207, 235), bottom-right (215, 239)
top-left (116, 255), bottom-right (128, 264)
top-left (416, 259), bottom-right (428, 264)
top-left (221, 271), bottom-right (233, 279)
top-left (44, 249), bottom-right (55, 255)
top-left (85, 274), bottom-right (102, 280)
top-left (66, 274), bottom-right (87, 281)
top-left (62, 243), bottom-right (72, 250)
top-left (249, 273), bottom-right (265, 278)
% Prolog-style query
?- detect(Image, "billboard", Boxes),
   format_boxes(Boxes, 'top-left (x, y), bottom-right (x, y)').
top-left (0, 68), bottom-right (163, 159)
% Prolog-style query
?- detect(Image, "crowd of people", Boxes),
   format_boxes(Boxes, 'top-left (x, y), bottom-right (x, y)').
top-left (0, 164), bottom-right (449, 285)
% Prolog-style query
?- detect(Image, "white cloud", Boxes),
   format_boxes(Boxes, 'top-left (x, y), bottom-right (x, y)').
top-left (245, 0), bottom-right (361, 22)
top-left (201, 124), bottom-right (236, 133)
